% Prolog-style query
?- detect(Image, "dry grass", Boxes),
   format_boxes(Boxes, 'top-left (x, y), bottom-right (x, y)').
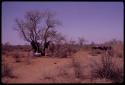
top-left (2, 62), bottom-right (15, 78)
top-left (1, 42), bottom-right (123, 83)
top-left (72, 57), bottom-right (83, 79)
top-left (13, 53), bottom-right (21, 63)
top-left (50, 44), bottom-right (79, 58)
top-left (90, 51), bottom-right (123, 83)
top-left (112, 43), bottom-right (124, 58)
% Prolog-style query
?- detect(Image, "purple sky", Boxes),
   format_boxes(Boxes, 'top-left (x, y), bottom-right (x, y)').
top-left (2, 2), bottom-right (123, 45)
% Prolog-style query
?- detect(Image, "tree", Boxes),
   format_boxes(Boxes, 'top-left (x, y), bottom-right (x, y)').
top-left (15, 11), bottom-right (42, 42)
top-left (53, 33), bottom-right (66, 45)
top-left (78, 37), bottom-right (86, 46)
top-left (14, 10), bottom-right (61, 55)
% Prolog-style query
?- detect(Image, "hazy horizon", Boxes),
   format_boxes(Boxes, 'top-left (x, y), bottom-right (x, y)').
top-left (2, 2), bottom-right (123, 45)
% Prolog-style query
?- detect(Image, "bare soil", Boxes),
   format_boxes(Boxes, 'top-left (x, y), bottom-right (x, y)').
top-left (2, 49), bottom-right (123, 83)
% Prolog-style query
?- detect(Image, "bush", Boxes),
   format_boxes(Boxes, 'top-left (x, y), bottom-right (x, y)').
top-left (2, 63), bottom-right (15, 78)
top-left (72, 57), bottom-right (83, 79)
top-left (53, 46), bottom-right (68, 58)
top-left (13, 53), bottom-right (21, 62)
top-left (47, 43), bottom-right (79, 58)
top-left (91, 51), bottom-right (123, 83)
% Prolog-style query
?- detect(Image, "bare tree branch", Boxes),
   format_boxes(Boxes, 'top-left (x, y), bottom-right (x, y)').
top-left (14, 10), bottom-right (61, 55)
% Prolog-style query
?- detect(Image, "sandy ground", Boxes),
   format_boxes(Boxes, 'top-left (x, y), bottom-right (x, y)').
top-left (2, 50), bottom-right (123, 83)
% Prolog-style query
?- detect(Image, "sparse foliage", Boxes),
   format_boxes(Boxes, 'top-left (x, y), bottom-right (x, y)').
top-left (78, 37), bottom-right (86, 47)
top-left (2, 62), bottom-right (15, 78)
top-left (14, 10), bottom-right (61, 55)
top-left (72, 57), bottom-right (83, 79)
top-left (90, 51), bottom-right (123, 83)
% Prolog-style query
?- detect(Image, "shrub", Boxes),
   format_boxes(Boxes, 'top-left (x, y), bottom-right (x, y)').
top-left (48, 43), bottom-right (79, 58)
top-left (13, 53), bottom-right (21, 62)
top-left (72, 57), bottom-right (83, 79)
top-left (90, 51), bottom-right (123, 83)
top-left (2, 63), bottom-right (15, 78)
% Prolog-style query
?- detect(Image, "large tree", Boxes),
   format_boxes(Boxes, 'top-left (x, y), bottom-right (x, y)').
top-left (14, 10), bottom-right (61, 55)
